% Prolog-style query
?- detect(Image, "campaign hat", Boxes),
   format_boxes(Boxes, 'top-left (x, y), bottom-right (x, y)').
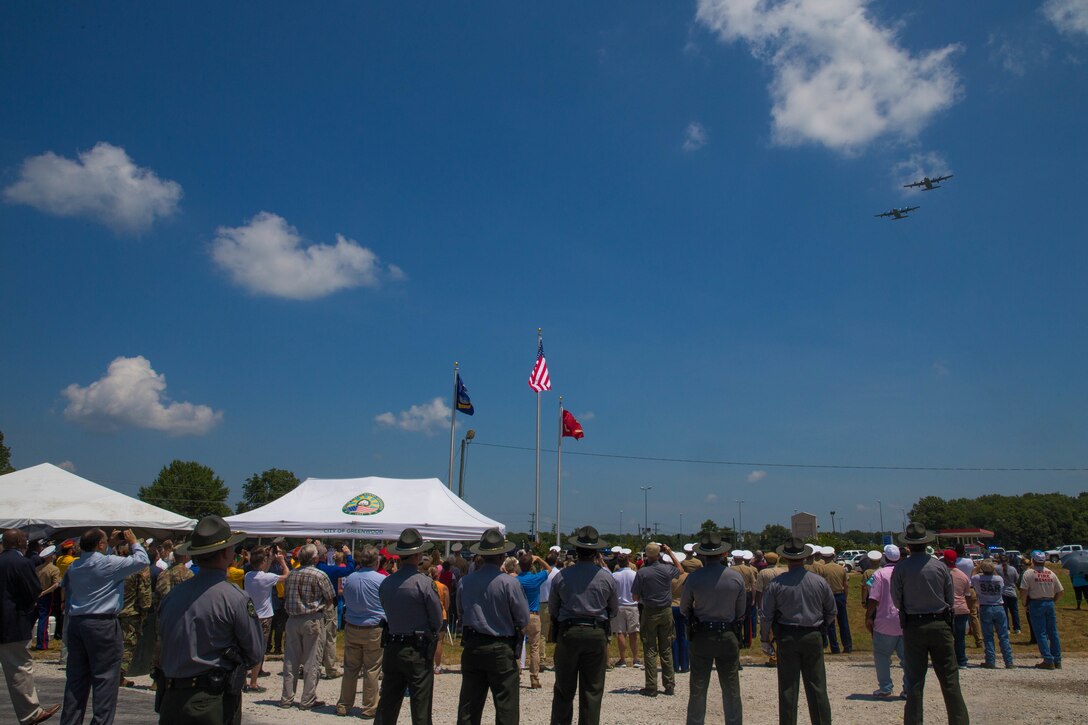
top-left (693, 530), bottom-right (730, 556)
top-left (775, 537), bottom-right (813, 561)
top-left (898, 521), bottom-right (936, 545)
top-left (567, 525), bottom-right (609, 550)
top-left (174, 515), bottom-right (247, 556)
top-left (389, 527), bottom-right (434, 556)
top-left (469, 527), bottom-right (516, 556)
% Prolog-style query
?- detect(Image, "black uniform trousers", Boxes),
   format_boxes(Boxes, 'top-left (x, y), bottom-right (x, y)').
top-left (903, 617), bottom-right (969, 725)
top-left (775, 625), bottom-right (831, 725)
top-left (456, 635), bottom-right (519, 725)
top-left (159, 687), bottom-right (241, 725)
top-left (375, 639), bottom-right (434, 725)
top-left (550, 625), bottom-right (608, 725)
top-left (686, 629), bottom-right (742, 725)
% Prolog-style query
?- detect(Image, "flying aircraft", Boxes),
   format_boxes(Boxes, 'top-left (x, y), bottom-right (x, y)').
top-left (875, 206), bottom-right (920, 220)
top-left (904, 174), bottom-right (953, 191)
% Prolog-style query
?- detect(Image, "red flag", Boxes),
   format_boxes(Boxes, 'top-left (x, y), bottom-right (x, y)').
top-left (562, 410), bottom-right (584, 439)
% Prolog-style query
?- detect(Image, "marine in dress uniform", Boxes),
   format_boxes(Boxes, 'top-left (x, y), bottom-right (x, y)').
top-left (548, 526), bottom-right (618, 725)
top-left (633, 542), bottom-right (682, 696)
top-left (156, 516), bottom-right (265, 725)
top-left (375, 528), bottom-right (444, 725)
top-left (455, 528), bottom-right (530, 725)
top-left (890, 522), bottom-right (968, 725)
top-left (680, 532), bottom-right (746, 725)
top-left (729, 551), bottom-right (757, 649)
top-left (760, 538), bottom-right (836, 725)
top-left (817, 548), bottom-right (852, 654)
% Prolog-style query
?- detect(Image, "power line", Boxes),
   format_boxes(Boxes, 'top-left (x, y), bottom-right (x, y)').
top-left (472, 442), bottom-right (1088, 473)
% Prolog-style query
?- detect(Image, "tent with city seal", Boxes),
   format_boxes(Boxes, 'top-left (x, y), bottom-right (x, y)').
top-left (224, 475), bottom-right (505, 540)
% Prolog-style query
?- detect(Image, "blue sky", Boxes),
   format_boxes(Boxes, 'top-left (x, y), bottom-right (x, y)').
top-left (3, 1), bottom-right (1087, 539)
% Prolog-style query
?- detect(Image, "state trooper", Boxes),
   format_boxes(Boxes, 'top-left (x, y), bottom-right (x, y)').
top-left (548, 525), bottom-right (618, 725)
top-left (156, 516), bottom-right (265, 725)
top-left (456, 528), bottom-right (530, 725)
top-left (680, 531), bottom-right (746, 725)
top-left (760, 537), bottom-right (836, 725)
top-left (375, 528), bottom-right (443, 725)
top-left (891, 522), bottom-right (968, 725)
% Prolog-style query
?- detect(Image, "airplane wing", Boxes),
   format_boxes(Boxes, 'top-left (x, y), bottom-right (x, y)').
top-left (875, 211), bottom-right (893, 217)
top-left (903, 206), bottom-right (920, 213)
top-left (934, 174), bottom-right (952, 183)
top-left (903, 181), bottom-right (924, 189)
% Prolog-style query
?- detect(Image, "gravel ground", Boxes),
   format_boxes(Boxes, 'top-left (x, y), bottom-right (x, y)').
top-left (28, 654), bottom-right (1087, 723)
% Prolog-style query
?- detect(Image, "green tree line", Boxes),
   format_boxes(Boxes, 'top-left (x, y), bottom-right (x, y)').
top-left (910, 492), bottom-right (1088, 551)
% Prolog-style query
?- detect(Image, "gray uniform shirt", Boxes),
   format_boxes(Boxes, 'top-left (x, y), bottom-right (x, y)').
top-left (632, 559), bottom-right (680, 608)
top-left (760, 567), bottom-right (836, 635)
top-left (680, 560), bottom-right (746, 624)
top-left (457, 564), bottom-right (530, 637)
top-left (549, 561), bottom-right (618, 622)
top-left (378, 566), bottom-right (443, 635)
top-left (890, 553), bottom-right (953, 614)
top-left (158, 569), bottom-right (265, 678)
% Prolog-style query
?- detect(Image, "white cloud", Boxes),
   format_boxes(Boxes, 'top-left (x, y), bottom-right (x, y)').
top-left (579, 411), bottom-right (596, 421)
top-left (892, 151), bottom-right (952, 192)
top-left (61, 356), bottom-right (222, 436)
top-left (683, 121), bottom-right (709, 151)
top-left (375, 397), bottom-right (450, 435)
top-left (932, 359), bottom-right (950, 376)
top-left (706, 493), bottom-right (719, 503)
top-left (3, 142), bottom-right (182, 233)
top-left (211, 212), bottom-right (402, 300)
top-left (695, 0), bottom-right (963, 151)
top-left (56, 460), bottom-right (77, 472)
top-left (747, 470), bottom-right (767, 483)
top-left (1043, 0), bottom-right (1088, 36)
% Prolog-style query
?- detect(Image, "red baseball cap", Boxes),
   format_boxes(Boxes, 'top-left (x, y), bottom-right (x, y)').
top-left (942, 549), bottom-right (957, 566)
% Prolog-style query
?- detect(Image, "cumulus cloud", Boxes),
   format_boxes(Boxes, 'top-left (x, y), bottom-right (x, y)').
top-left (706, 493), bottom-right (719, 503)
top-left (1043, 0), bottom-right (1088, 36)
top-left (683, 121), bottom-right (709, 151)
top-left (211, 212), bottom-right (402, 300)
top-left (56, 460), bottom-right (77, 472)
top-left (579, 411), bottom-right (596, 421)
top-left (932, 359), bottom-right (950, 376)
top-left (747, 470), bottom-right (768, 483)
top-left (61, 356), bottom-right (222, 436)
top-left (695, 0), bottom-right (962, 151)
top-left (3, 142), bottom-right (182, 233)
top-left (374, 397), bottom-right (450, 435)
top-left (892, 151), bottom-right (952, 192)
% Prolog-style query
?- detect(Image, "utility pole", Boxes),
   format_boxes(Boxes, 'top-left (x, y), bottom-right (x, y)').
top-left (878, 500), bottom-right (885, 539)
top-left (528, 513), bottom-right (536, 540)
top-left (735, 500), bottom-right (745, 548)
top-left (831, 510), bottom-right (837, 535)
top-left (640, 485), bottom-right (653, 539)
top-left (653, 522), bottom-right (660, 537)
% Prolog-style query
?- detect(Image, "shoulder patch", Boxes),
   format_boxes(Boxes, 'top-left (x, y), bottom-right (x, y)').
top-left (247, 599), bottom-right (258, 619)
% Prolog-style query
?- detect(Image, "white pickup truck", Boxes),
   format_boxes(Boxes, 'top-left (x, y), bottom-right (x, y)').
top-left (1045, 544), bottom-right (1084, 562)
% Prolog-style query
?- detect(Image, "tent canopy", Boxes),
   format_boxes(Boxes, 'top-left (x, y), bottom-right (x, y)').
top-left (0, 463), bottom-right (197, 534)
top-left (225, 475), bottom-right (504, 541)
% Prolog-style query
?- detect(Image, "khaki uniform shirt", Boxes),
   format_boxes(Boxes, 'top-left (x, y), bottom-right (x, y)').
top-left (755, 565), bottom-right (786, 594)
top-left (549, 561), bottom-right (618, 622)
top-left (732, 563), bottom-right (757, 593)
top-left (819, 562), bottom-right (848, 594)
top-left (36, 562), bottom-right (60, 592)
top-left (680, 560), bottom-right (746, 624)
top-left (458, 564), bottom-right (530, 637)
top-left (378, 566), bottom-right (443, 635)
top-left (1021, 566), bottom-right (1064, 600)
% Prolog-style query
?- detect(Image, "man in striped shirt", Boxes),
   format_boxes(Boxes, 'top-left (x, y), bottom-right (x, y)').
top-left (279, 544), bottom-right (335, 710)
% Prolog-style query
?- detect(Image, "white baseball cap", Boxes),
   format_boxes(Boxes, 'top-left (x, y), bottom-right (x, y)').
top-left (882, 545), bottom-right (900, 562)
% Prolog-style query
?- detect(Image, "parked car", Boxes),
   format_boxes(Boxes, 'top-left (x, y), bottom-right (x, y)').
top-left (1045, 544), bottom-right (1084, 562)
top-left (837, 549), bottom-right (865, 565)
top-left (1004, 550), bottom-right (1022, 564)
top-left (842, 553), bottom-right (866, 573)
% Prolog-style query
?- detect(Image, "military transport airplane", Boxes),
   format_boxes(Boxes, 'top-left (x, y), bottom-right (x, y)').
top-left (904, 174), bottom-right (953, 191)
top-left (875, 206), bottom-right (920, 220)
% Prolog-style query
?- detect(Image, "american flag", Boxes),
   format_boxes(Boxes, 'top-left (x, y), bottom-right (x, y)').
top-left (528, 340), bottom-right (551, 392)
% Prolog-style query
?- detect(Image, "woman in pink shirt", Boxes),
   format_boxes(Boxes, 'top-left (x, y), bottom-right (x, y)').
top-left (943, 549), bottom-right (974, 667)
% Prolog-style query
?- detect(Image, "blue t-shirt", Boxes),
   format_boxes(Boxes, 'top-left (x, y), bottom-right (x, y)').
top-left (517, 570), bottom-right (550, 612)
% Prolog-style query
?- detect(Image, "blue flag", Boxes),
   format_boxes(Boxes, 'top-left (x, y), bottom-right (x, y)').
top-left (456, 374), bottom-right (474, 415)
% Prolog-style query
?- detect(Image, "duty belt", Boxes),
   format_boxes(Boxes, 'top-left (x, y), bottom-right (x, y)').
top-left (164, 670), bottom-right (225, 691)
top-left (777, 624), bottom-right (823, 632)
top-left (387, 633), bottom-right (419, 642)
top-left (562, 617), bottom-right (603, 628)
top-left (693, 620), bottom-right (734, 632)
top-left (904, 611), bottom-right (950, 622)
top-left (463, 627), bottom-right (516, 641)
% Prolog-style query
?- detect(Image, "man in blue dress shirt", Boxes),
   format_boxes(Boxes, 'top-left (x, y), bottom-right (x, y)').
top-left (336, 545), bottom-right (385, 718)
top-left (60, 528), bottom-right (149, 725)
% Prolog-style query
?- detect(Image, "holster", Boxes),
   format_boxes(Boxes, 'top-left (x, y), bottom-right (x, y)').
top-left (379, 620), bottom-right (389, 648)
top-left (151, 667), bottom-right (165, 713)
top-left (513, 627), bottom-right (524, 659)
top-left (731, 619), bottom-right (745, 641)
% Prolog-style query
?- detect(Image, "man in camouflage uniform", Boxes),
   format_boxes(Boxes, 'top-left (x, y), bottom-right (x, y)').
top-left (119, 546), bottom-right (152, 686)
top-left (155, 552), bottom-right (193, 607)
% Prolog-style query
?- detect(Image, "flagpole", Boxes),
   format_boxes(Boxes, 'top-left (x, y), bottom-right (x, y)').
top-left (535, 328), bottom-right (542, 543)
top-left (448, 362), bottom-right (458, 491)
top-left (557, 395), bottom-right (563, 548)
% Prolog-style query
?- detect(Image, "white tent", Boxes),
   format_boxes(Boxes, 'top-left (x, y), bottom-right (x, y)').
top-left (0, 463), bottom-right (197, 533)
top-left (225, 475), bottom-right (505, 540)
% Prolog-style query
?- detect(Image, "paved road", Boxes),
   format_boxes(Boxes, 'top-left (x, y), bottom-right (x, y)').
top-left (28, 663), bottom-right (158, 725)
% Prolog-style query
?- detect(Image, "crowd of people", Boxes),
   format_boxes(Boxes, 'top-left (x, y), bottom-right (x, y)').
top-left (0, 516), bottom-right (1076, 725)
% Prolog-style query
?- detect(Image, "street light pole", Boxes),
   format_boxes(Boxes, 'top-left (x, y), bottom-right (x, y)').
top-left (878, 500), bottom-right (885, 539)
top-left (620, 509), bottom-right (623, 535)
top-left (640, 486), bottom-right (653, 538)
top-left (457, 429), bottom-right (476, 499)
top-left (831, 511), bottom-right (837, 535)
top-left (735, 500), bottom-right (744, 547)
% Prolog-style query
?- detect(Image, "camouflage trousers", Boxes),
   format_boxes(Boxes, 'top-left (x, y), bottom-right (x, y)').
top-left (120, 614), bottom-right (144, 676)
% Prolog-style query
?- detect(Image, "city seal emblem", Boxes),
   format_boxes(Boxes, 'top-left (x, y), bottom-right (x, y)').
top-left (343, 493), bottom-right (384, 516)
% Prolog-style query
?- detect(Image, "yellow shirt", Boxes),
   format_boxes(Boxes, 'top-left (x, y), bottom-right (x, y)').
top-left (56, 553), bottom-right (77, 578)
top-left (227, 566), bottom-right (245, 589)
